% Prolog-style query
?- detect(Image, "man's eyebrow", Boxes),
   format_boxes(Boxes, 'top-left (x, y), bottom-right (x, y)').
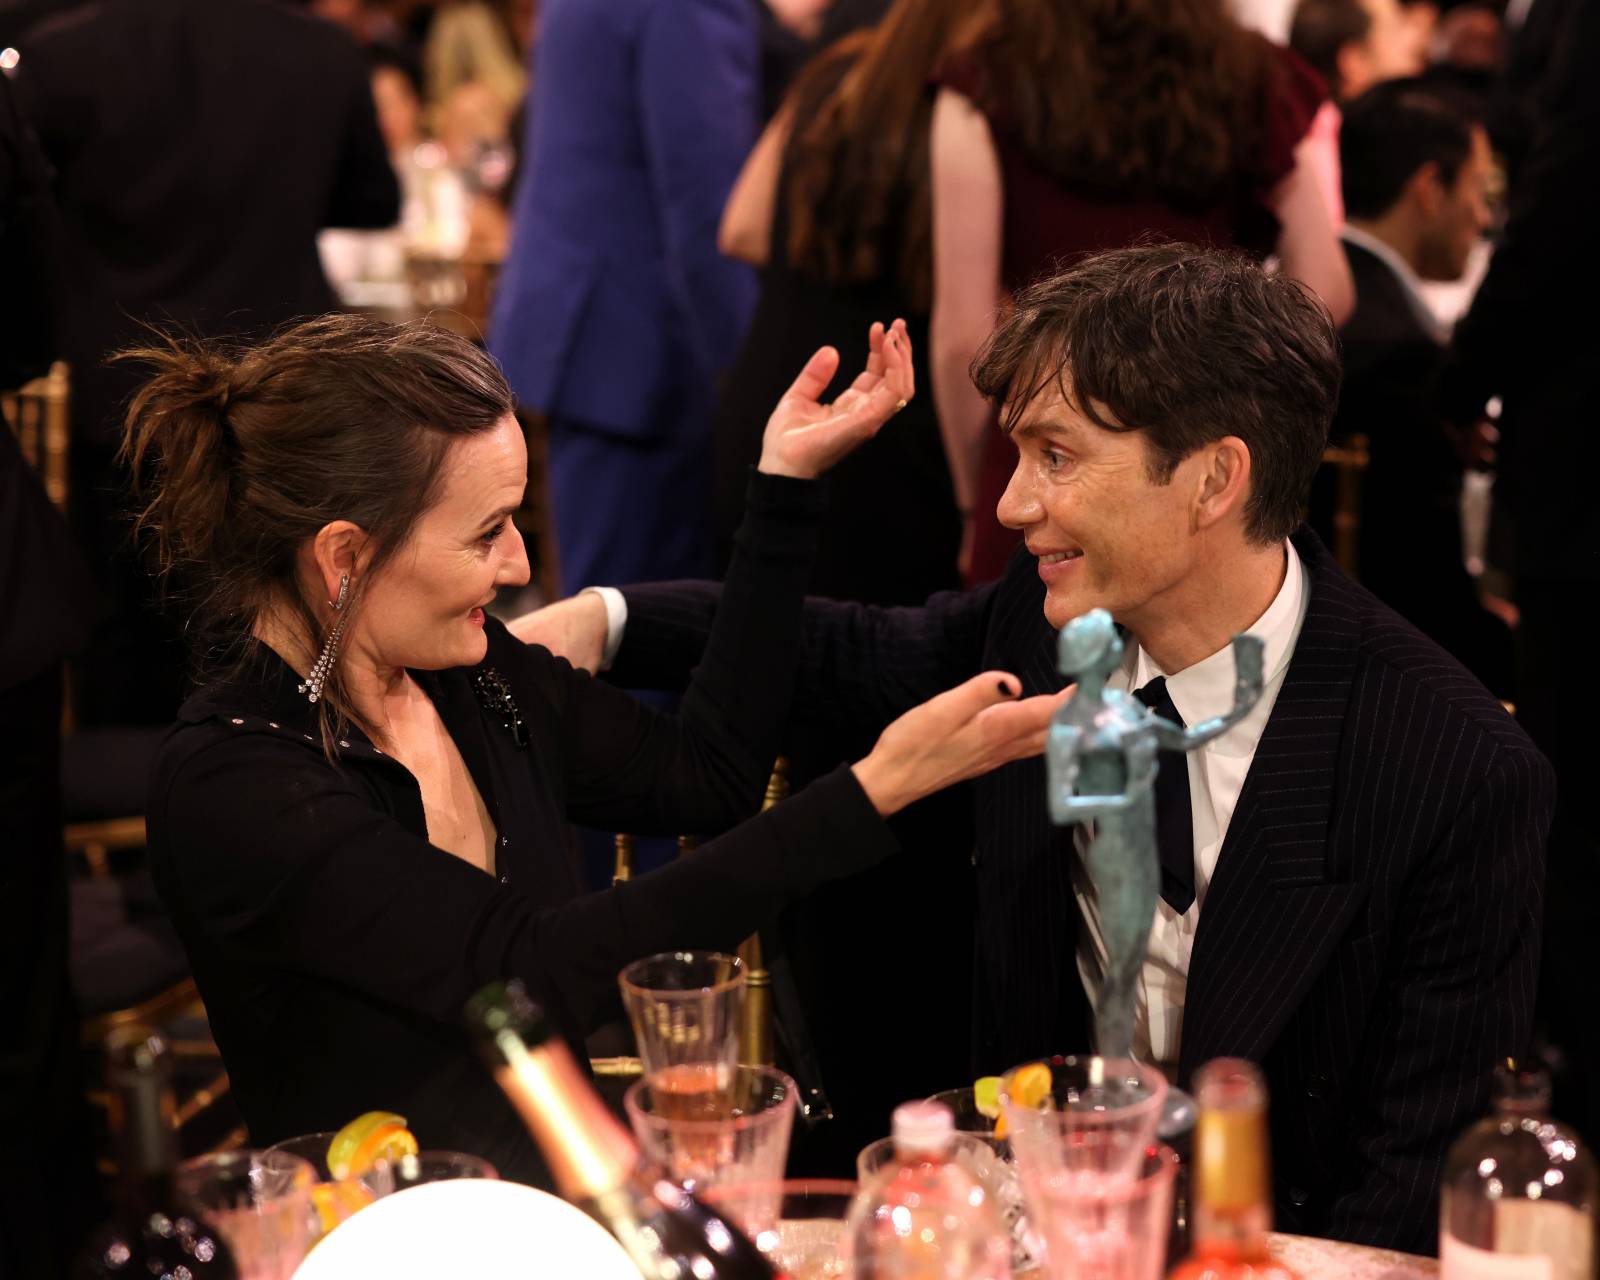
top-left (1011, 416), bottom-right (1081, 442)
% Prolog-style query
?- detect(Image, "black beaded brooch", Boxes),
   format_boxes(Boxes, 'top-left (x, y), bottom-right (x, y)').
top-left (473, 667), bottom-right (529, 748)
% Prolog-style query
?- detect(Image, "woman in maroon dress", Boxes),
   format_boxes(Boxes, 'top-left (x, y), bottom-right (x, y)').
top-left (929, 0), bottom-right (1355, 583)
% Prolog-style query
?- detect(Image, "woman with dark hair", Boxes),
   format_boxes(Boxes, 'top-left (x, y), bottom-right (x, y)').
top-left (930, 0), bottom-right (1355, 582)
top-left (128, 313), bottom-right (1065, 1183)
top-left (714, 0), bottom-right (986, 608)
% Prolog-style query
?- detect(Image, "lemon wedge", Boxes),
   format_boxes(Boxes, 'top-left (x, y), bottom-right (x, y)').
top-left (973, 1076), bottom-right (1003, 1120)
top-left (326, 1111), bottom-right (409, 1181)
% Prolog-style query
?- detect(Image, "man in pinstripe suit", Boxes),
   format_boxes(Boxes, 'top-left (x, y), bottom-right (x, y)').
top-left (517, 245), bottom-right (1553, 1252)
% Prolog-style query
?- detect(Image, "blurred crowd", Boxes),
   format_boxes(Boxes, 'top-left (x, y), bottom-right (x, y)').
top-left (3, 0), bottom-right (1597, 1272)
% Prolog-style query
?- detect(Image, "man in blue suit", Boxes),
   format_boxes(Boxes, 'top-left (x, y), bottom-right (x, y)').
top-left (491, 0), bottom-right (759, 592)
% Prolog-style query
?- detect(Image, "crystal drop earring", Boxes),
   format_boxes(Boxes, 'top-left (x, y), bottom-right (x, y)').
top-left (297, 573), bottom-right (350, 704)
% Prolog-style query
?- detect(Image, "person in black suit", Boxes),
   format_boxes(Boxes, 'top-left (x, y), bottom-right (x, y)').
top-left (1438, 0), bottom-right (1600, 1151)
top-left (12, 0), bottom-right (400, 725)
top-left (1, 69), bottom-right (103, 1277)
top-left (1325, 77), bottom-right (1511, 694)
top-left (517, 244), bottom-right (1553, 1252)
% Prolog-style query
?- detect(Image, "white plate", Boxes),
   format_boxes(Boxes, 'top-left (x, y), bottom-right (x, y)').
top-left (291, 1178), bottom-right (639, 1279)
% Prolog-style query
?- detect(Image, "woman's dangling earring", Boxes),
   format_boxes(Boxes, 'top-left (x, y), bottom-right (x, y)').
top-left (298, 573), bottom-right (350, 704)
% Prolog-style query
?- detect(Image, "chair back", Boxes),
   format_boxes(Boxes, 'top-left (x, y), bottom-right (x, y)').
top-left (608, 760), bottom-right (791, 1065)
top-left (1, 360), bottom-right (70, 517)
top-left (1321, 434), bottom-right (1370, 579)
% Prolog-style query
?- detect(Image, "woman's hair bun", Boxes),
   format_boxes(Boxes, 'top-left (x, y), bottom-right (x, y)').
top-left (117, 332), bottom-right (243, 583)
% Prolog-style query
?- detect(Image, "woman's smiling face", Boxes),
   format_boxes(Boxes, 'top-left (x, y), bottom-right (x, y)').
top-left (347, 413), bottom-right (531, 672)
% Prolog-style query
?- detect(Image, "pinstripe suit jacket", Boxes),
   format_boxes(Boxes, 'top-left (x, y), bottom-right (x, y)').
top-left (614, 528), bottom-right (1552, 1252)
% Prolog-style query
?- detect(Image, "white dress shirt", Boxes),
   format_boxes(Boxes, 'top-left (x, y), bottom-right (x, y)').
top-left (1071, 543), bottom-right (1310, 1068)
top-left (587, 585), bottom-right (629, 669)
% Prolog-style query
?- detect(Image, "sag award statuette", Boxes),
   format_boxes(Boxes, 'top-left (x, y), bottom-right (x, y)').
top-left (1045, 609), bottom-right (1264, 1058)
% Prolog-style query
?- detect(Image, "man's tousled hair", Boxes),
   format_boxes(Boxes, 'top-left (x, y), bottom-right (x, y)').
top-left (972, 243), bottom-right (1342, 544)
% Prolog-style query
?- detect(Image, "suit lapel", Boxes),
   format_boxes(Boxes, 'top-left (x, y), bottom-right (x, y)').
top-left (1177, 533), bottom-right (1370, 1081)
top-left (990, 548), bottom-right (1064, 697)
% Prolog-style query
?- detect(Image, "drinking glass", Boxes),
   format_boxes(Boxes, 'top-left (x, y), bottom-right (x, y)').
top-left (1016, 1143), bottom-right (1178, 1280)
top-left (619, 951), bottom-right (746, 1108)
top-left (703, 1178), bottom-right (856, 1280)
top-left (926, 1086), bottom-right (1011, 1155)
top-left (262, 1131), bottom-right (379, 1238)
top-left (174, 1149), bottom-right (316, 1280)
top-left (625, 1064), bottom-right (796, 1237)
top-left (1000, 1056), bottom-right (1168, 1186)
top-left (357, 1150), bottom-right (498, 1197)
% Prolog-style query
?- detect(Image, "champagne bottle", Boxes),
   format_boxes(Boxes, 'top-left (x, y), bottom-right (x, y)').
top-left (1167, 1058), bottom-right (1297, 1280)
top-left (466, 980), bottom-right (776, 1280)
top-left (1441, 1060), bottom-right (1596, 1280)
top-left (72, 1028), bottom-right (238, 1278)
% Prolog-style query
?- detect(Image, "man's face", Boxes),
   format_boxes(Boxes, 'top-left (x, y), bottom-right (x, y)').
top-left (995, 382), bottom-right (1214, 633)
top-left (1344, 0), bottom-right (1425, 98)
top-left (1416, 125), bottom-right (1495, 281)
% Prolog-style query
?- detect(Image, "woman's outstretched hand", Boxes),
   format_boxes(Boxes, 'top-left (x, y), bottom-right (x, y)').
top-left (852, 672), bottom-right (1072, 816)
top-left (757, 319), bottom-right (914, 480)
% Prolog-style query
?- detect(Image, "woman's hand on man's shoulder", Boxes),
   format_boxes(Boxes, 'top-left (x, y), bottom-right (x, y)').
top-left (506, 592), bottom-right (609, 674)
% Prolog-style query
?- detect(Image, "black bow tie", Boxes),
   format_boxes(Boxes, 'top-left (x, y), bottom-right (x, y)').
top-left (1132, 677), bottom-right (1198, 914)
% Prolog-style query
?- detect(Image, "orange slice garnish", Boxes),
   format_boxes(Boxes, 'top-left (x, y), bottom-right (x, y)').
top-left (346, 1120), bottom-right (418, 1177)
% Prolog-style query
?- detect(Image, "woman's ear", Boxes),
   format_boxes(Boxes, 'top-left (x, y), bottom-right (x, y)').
top-left (310, 520), bottom-right (369, 608)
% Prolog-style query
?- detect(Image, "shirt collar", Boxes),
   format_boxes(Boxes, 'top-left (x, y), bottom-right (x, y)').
top-left (1126, 541), bottom-right (1306, 726)
top-left (1340, 224), bottom-right (1450, 344)
top-left (175, 638), bottom-right (449, 750)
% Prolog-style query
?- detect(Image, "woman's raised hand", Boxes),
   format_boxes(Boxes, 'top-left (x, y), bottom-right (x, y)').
top-left (757, 319), bottom-right (914, 480)
top-left (851, 672), bottom-right (1073, 816)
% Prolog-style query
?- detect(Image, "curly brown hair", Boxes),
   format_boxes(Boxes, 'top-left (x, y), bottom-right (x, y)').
top-left (973, 0), bottom-right (1272, 207)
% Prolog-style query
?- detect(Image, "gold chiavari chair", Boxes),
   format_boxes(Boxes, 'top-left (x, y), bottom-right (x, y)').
top-left (598, 759), bottom-right (791, 1080)
top-left (734, 761), bottom-right (788, 1068)
top-left (1321, 434), bottom-right (1370, 580)
top-left (1, 359), bottom-right (69, 518)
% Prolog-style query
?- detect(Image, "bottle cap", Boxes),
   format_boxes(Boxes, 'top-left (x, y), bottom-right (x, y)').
top-left (465, 980), bottom-right (554, 1059)
top-left (892, 1101), bottom-right (955, 1156)
top-left (1491, 1058), bottom-right (1552, 1118)
top-left (103, 1025), bottom-right (169, 1085)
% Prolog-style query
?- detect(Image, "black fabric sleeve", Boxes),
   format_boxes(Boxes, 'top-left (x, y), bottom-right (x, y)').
top-left (609, 577), bottom-right (999, 749)
top-left (324, 41), bottom-right (401, 229)
top-left (151, 732), bottom-right (896, 1041)
top-left (535, 468), bottom-right (830, 834)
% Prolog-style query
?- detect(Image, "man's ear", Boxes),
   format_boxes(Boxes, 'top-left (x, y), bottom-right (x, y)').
top-left (1335, 41), bottom-right (1369, 100)
top-left (1406, 159), bottom-right (1446, 218)
top-left (1192, 437), bottom-right (1253, 534)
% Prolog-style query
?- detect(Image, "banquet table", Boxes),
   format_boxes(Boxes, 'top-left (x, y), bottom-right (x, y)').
top-left (1268, 1232), bottom-right (1438, 1280)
